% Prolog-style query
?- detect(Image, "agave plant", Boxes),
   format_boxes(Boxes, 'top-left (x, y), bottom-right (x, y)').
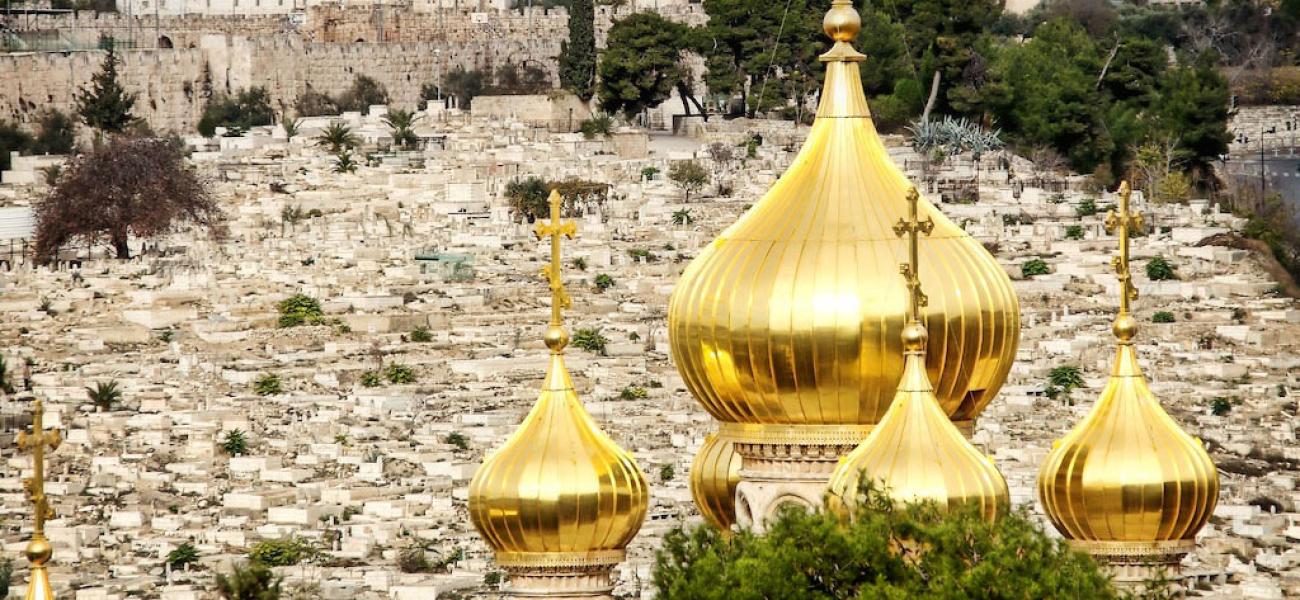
top-left (317, 122), bottom-right (360, 152)
top-left (86, 380), bottom-right (123, 412)
top-left (382, 109), bottom-right (422, 150)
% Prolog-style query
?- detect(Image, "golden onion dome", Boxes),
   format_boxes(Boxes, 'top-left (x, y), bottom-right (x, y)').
top-left (468, 191), bottom-right (649, 568)
top-left (667, 0), bottom-right (1019, 433)
top-left (689, 432), bottom-right (742, 530)
top-left (828, 191), bottom-right (1008, 520)
top-left (1038, 183), bottom-right (1218, 550)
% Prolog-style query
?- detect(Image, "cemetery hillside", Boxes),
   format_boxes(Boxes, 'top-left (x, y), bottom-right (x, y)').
top-left (1, 0), bottom-right (1299, 598)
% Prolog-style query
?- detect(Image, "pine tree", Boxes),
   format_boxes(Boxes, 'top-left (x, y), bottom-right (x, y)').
top-left (75, 48), bottom-right (137, 135)
top-left (558, 0), bottom-right (596, 101)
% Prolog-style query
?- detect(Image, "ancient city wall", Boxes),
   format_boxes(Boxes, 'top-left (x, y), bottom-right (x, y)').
top-left (5, 3), bottom-right (706, 48)
top-left (0, 4), bottom-right (708, 134)
top-left (1, 31), bottom-right (565, 133)
top-left (1, 47), bottom-right (209, 133)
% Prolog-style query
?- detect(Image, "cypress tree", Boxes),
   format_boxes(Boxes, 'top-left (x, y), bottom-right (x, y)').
top-left (558, 0), bottom-right (596, 101)
top-left (75, 47), bottom-right (137, 135)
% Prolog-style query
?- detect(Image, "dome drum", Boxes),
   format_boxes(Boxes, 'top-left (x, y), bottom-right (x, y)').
top-left (1071, 540), bottom-right (1194, 592)
top-left (498, 561), bottom-right (623, 600)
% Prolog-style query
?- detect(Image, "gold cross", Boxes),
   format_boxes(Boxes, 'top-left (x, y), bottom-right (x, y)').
top-left (893, 187), bottom-right (933, 322)
top-left (533, 190), bottom-right (576, 327)
top-left (1104, 181), bottom-right (1143, 315)
top-left (17, 397), bottom-right (60, 568)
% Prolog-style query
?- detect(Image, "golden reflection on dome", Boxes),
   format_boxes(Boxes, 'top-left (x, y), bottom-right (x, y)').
top-left (1038, 182), bottom-right (1218, 550)
top-left (828, 189), bottom-right (1008, 520)
top-left (689, 432), bottom-right (742, 530)
top-left (667, 0), bottom-right (1019, 433)
top-left (468, 191), bottom-right (648, 567)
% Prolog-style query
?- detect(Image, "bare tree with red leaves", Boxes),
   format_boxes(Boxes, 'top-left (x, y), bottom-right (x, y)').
top-left (34, 136), bottom-right (222, 261)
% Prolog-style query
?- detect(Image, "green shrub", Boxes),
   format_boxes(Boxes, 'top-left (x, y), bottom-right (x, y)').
top-left (594, 274), bottom-right (615, 292)
top-left (198, 87), bottom-right (274, 138)
top-left (384, 363), bottom-right (416, 384)
top-left (659, 463), bottom-right (675, 482)
top-left (254, 373), bottom-right (282, 396)
top-left (445, 431), bottom-right (469, 450)
top-left (1210, 397), bottom-right (1232, 416)
top-left (1152, 311), bottom-right (1175, 323)
top-left (410, 327), bottom-right (433, 343)
top-left (504, 176), bottom-right (550, 222)
top-left (652, 480), bottom-right (1118, 598)
top-left (335, 75), bottom-right (390, 113)
top-left (360, 371), bottom-right (382, 388)
top-left (628, 248), bottom-right (653, 262)
top-left (571, 327), bottom-right (609, 355)
top-left (641, 166), bottom-right (660, 180)
top-left (278, 294), bottom-right (324, 327)
top-left (397, 547), bottom-right (431, 573)
top-left (1021, 259), bottom-right (1050, 278)
top-left (619, 386), bottom-right (648, 400)
top-left (249, 538), bottom-right (315, 567)
top-left (1146, 256), bottom-right (1177, 281)
top-left (1064, 225), bottom-right (1084, 240)
top-left (33, 109), bottom-right (77, 155)
top-left (1076, 198), bottom-right (1098, 217)
top-left (572, 257), bottom-right (588, 271)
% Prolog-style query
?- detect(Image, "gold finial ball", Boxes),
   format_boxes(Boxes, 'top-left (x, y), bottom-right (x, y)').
top-left (823, 2), bottom-right (861, 43)
top-left (25, 538), bottom-right (52, 564)
top-left (1112, 314), bottom-right (1138, 342)
top-left (901, 321), bottom-right (928, 351)
top-left (544, 325), bottom-right (569, 351)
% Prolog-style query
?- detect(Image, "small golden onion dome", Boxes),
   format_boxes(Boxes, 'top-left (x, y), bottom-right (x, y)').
top-left (1038, 342), bottom-right (1219, 546)
top-left (689, 432), bottom-right (742, 529)
top-left (468, 352), bottom-right (649, 566)
top-left (828, 326), bottom-right (1008, 520)
top-left (667, 3), bottom-right (1018, 432)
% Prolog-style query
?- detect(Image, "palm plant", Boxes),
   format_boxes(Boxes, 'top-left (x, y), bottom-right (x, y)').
top-left (222, 429), bottom-right (249, 456)
top-left (672, 209), bottom-right (693, 226)
top-left (333, 149), bottom-right (358, 174)
top-left (166, 541), bottom-right (200, 571)
top-left (382, 109), bottom-right (422, 150)
top-left (317, 122), bottom-right (360, 152)
top-left (86, 380), bottom-right (122, 412)
top-left (280, 116), bottom-right (302, 140)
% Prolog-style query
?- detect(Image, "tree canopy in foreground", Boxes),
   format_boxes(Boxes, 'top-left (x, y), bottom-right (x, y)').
top-left (653, 481), bottom-right (1124, 600)
top-left (34, 136), bottom-right (221, 260)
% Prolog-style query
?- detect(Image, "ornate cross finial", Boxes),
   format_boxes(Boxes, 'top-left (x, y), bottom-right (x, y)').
top-left (894, 187), bottom-right (934, 324)
top-left (17, 396), bottom-right (60, 598)
top-left (1104, 181), bottom-right (1143, 318)
top-left (533, 190), bottom-right (576, 331)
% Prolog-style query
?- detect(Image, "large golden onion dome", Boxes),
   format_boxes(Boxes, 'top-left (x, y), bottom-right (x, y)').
top-left (667, 1), bottom-right (1019, 438)
top-left (828, 191), bottom-right (1007, 520)
top-left (469, 191), bottom-right (648, 571)
top-left (1038, 183), bottom-right (1218, 556)
top-left (689, 432), bottom-right (742, 530)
